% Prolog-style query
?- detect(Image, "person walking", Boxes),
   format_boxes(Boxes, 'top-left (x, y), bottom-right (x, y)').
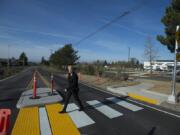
top-left (60, 65), bottom-right (84, 113)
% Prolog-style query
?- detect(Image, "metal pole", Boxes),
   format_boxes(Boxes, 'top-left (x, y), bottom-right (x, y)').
top-left (50, 49), bottom-right (53, 58)
top-left (128, 47), bottom-right (130, 62)
top-left (168, 25), bottom-right (179, 103)
top-left (7, 45), bottom-right (10, 74)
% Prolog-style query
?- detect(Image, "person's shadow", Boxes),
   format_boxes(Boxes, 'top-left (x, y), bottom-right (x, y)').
top-left (147, 126), bottom-right (156, 135)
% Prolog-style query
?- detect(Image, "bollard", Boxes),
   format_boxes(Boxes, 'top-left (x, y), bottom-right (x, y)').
top-left (0, 109), bottom-right (11, 135)
top-left (51, 73), bottom-right (54, 94)
top-left (33, 72), bottom-right (37, 99)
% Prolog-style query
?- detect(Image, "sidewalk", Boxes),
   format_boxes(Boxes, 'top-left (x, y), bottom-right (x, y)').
top-left (77, 73), bottom-right (169, 105)
top-left (107, 83), bottom-right (168, 105)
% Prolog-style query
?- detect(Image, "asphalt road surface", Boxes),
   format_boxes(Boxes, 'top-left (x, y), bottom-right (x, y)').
top-left (1, 66), bottom-right (180, 135)
top-left (0, 67), bottom-right (46, 134)
top-left (38, 67), bottom-right (180, 135)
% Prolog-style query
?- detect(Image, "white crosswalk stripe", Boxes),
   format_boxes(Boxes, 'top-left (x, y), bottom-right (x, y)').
top-left (106, 97), bottom-right (143, 111)
top-left (86, 100), bottom-right (123, 119)
top-left (39, 107), bottom-right (52, 135)
top-left (65, 99), bottom-right (143, 128)
top-left (67, 103), bottom-right (95, 128)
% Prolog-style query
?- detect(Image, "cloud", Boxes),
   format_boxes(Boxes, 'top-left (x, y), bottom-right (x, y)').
top-left (0, 25), bottom-right (77, 40)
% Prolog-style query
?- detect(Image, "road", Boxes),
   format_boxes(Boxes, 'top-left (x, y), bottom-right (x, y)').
top-left (38, 67), bottom-right (180, 135)
top-left (0, 67), bottom-right (46, 134)
top-left (1, 67), bottom-right (180, 135)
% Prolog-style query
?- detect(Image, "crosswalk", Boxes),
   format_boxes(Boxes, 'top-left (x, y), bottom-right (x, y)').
top-left (12, 97), bottom-right (144, 135)
top-left (39, 108), bottom-right (52, 135)
top-left (67, 103), bottom-right (95, 128)
top-left (86, 100), bottom-right (123, 118)
top-left (67, 97), bottom-right (144, 128)
top-left (106, 97), bottom-right (143, 111)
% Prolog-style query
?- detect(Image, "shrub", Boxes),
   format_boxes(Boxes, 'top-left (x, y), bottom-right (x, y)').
top-left (79, 65), bottom-right (96, 75)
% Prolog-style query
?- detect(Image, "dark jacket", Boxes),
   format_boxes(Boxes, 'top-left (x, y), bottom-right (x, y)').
top-left (67, 71), bottom-right (79, 92)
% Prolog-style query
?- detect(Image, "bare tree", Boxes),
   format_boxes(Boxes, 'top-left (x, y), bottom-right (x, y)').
top-left (144, 38), bottom-right (158, 75)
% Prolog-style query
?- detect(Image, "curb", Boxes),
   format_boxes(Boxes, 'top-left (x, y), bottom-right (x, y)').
top-left (47, 71), bottom-right (160, 106)
top-left (107, 86), bottom-right (161, 105)
top-left (127, 93), bottom-right (159, 105)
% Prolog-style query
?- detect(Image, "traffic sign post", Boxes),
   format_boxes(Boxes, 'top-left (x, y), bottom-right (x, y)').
top-left (168, 25), bottom-right (180, 104)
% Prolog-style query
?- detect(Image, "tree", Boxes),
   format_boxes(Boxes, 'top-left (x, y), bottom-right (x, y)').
top-left (41, 56), bottom-right (49, 65)
top-left (19, 52), bottom-right (28, 66)
top-left (129, 58), bottom-right (140, 68)
top-left (144, 38), bottom-right (158, 75)
top-left (103, 60), bottom-right (108, 66)
top-left (50, 44), bottom-right (79, 68)
top-left (157, 0), bottom-right (180, 52)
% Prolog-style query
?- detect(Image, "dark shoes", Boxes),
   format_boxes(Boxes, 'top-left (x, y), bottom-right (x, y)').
top-left (60, 107), bottom-right (84, 113)
top-left (59, 110), bottom-right (66, 113)
top-left (79, 107), bottom-right (84, 111)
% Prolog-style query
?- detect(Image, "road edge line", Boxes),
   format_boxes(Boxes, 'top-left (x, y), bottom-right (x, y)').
top-left (36, 70), bottom-right (50, 88)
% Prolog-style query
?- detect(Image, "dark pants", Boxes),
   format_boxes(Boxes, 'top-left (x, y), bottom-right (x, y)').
top-left (62, 90), bottom-right (84, 111)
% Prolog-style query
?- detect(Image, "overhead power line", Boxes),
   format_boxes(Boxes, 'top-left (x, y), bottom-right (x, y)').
top-left (73, 1), bottom-right (146, 46)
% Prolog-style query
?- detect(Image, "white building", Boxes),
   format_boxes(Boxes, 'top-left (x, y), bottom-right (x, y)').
top-left (144, 60), bottom-right (180, 71)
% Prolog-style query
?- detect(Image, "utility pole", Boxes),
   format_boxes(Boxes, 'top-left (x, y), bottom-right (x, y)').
top-left (49, 49), bottom-right (53, 59)
top-left (167, 25), bottom-right (180, 104)
top-left (128, 47), bottom-right (131, 62)
top-left (23, 57), bottom-right (25, 67)
top-left (50, 49), bottom-right (53, 56)
top-left (7, 45), bottom-right (10, 73)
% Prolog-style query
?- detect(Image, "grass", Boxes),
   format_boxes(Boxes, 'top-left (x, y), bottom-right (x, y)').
top-left (79, 74), bottom-right (140, 89)
top-left (42, 66), bottom-right (141, 90)
top-left (0, 67), bottom-right (25, 79)
top-left (141, 79), bottom-right (180, 95)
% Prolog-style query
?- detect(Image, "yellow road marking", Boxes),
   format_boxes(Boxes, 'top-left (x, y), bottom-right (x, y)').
top-left (46, 103), bottom-right (81, 135)
top-left (26, 77), bottom-right (33, 89)
top-left (128, 93), bottom-right (159, 105)
top-left (11, 107), bottom-right (40, 135)
top-left (36, 70), bottom-right (50, 88)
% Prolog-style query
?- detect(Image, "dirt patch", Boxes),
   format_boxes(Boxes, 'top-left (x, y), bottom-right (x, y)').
top-left (140, 79), bottom-right (180, 95)
top-left (80, 74), bottom-right (140, 89)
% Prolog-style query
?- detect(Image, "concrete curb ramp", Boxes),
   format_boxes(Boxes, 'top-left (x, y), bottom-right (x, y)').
top-left (106, 83), bottom-right (168, 105)
top-left (128, 93), bottom-right (159, 105)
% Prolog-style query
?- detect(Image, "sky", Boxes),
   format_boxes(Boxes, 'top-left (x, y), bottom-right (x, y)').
top-left (0, 0), bottom-right (174, 62)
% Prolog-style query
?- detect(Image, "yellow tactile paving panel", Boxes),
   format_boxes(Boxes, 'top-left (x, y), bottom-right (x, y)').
top-left (46, 103), bottom-right (81, 135)
top-left (11, 107), bottom-right (40, 135)
top-left (128, 93), bottom-right (159, 105)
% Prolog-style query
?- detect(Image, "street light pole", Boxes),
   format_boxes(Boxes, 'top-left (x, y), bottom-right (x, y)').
top-left (167, 25), bottom-right (179, 104)
top-left (128, 47), bottom-right (131, 62)
top-left (49, 49), bottom-right (53, 59)
top-left (7, 45), bottom-right (10, 73)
